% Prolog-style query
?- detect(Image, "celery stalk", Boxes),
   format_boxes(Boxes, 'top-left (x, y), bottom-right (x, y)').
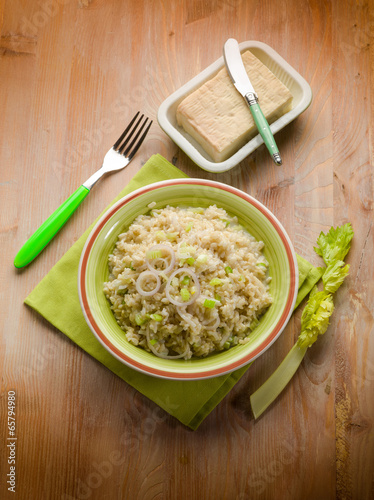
top-left (249, 223), bottom-right (353, 420)
top-left (250, 344), bottom-right (307, 419)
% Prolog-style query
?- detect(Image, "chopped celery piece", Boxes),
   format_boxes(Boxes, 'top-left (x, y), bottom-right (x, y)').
top-left (209, 278), bottom-right (223, 286)
top-left (166, 232), bottom-right (178, 241)
top-left (155, 231), bottom-right (167, 241)
top-left (150, 314), bottom-right (163, 322)
top-left (180, 288), bottom-right (191, 302)
top-left (179, 245), bottom-right (195, 257)
top-left (203, 299), bottom-right (216, 309)
top-left (180, 276), bottom-right (190, 286)
top-left (196, 254), bottom-right (208, 265)
top-left (225, 266), bottom-right (233, 274)
top-left (223, 341), bottom-right (230, 349)
top-left (185, 223), bottom-right (193, 232)
top-left (135, 314), bottom-right (148, 326)
top-left (186, 257), bottom-right (195, 266)
top-left (179, 244), bottom-right (194, 260)
top-left (149, 339), bottom-right (158, 345)
top-left (256, 262), bottom-right (267, 268)
top-left (146, 250), bottom-right (162, 260)
top-left (214, 294), bottom-right (221, 302)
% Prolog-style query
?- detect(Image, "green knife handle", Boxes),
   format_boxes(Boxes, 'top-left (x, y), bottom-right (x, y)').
top-left (249, 103), bottom-right (282, 165)
top-left (14, 185), bottom-right (90, 268)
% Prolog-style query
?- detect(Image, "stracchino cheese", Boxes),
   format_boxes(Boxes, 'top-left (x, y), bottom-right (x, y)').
top-left (176, 51), bottom-right (293, 162)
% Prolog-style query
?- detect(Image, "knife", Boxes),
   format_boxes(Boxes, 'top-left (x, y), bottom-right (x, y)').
top-left (223, 38), bottom-right (282, 165)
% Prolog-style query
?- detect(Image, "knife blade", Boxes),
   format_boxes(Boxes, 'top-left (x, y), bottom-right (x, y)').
top-left (223, 38), bottom-right (282, 165)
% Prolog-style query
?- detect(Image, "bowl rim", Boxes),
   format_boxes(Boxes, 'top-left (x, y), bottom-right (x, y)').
top-left (157, 40), bottom-right (313, 173)
top-left (78, 179), bottom-right (299, 380)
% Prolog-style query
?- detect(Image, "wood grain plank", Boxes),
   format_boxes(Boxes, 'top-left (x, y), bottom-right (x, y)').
top-left (0, 0), bottom-right (373, 499)
top-left (332, 1), bottom-right (374, 499)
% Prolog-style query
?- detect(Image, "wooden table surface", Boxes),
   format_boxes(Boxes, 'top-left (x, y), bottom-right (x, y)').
top-left (1, 0), bottom-right (373, 499)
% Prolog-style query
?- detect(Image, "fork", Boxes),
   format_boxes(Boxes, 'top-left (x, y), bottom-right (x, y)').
top-left (14, 112), bottom-right (152, 268)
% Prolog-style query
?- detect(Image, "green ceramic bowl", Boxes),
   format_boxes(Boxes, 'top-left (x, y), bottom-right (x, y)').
top-left (78, 179), bottom-right (298, 380)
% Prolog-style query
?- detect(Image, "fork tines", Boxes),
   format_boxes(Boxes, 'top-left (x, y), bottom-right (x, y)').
top-left (113, 112), bottom-right (152, 159)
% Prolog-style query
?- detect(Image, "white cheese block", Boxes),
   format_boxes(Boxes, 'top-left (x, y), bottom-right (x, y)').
top-left (176, 50), bottom-right (293, 162)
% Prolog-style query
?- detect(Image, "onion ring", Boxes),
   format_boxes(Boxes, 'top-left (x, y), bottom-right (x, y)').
top-left (203, 314), bottom-right (221, 331)
top-left (146, 328), bottom-right (189, 359)
top-left (135, 270), bottom-right (160, 297)
top-left (146, 244), bottom-right (175, 274)
top-left (165, 267), bottom-right (200, 307)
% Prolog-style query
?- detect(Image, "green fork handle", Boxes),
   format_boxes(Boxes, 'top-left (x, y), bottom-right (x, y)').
top-left (14, 185), bottom-right (90, 268)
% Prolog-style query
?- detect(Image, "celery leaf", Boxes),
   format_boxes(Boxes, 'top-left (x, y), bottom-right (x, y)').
top-left (322, 260), bottom-right (350, 293)
top-left (314, 223), bottom-right (354, 266)
top-left (297, 289), bottom-right (334, 348)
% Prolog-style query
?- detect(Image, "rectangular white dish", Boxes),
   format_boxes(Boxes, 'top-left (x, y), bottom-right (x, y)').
top-left (157, 40), bottom-right (312, 173)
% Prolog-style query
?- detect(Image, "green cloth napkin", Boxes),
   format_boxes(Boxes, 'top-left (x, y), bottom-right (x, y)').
top-left (25, 154), bottom-right (323, 430)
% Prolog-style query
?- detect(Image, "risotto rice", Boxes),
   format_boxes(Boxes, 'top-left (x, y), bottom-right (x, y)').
top-left (103, 205), bottom-right (272, 360)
